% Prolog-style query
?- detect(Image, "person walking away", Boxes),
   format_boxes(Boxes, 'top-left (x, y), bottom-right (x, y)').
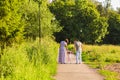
top-left (58, 39), bottom-right (68, 64)
top-left (74, 40), bottom-right (82, 64)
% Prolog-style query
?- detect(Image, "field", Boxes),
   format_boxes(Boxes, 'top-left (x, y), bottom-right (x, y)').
top-left (82, 44), bottom-right (120, 80)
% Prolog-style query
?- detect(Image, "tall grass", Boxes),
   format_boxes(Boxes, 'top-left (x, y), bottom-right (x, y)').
top-left (0, 37), bottom-right (59, 80)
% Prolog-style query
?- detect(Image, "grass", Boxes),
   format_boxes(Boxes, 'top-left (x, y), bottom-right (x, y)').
top-left (82, 44), bottom-right (120, 80)
top-left (0, 37), bottom-right (59, 80)
top-left (99, 70), bottom-right (119, 80)
top-left (67, 44), bottom-right (120, 79)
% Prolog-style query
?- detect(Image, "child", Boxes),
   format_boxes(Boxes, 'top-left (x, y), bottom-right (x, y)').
top-left (67, 50), bottom-right (73, 63)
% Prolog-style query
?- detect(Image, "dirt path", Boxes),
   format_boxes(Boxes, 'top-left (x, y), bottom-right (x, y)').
top-left (54, 54), bottom-right (104, 80)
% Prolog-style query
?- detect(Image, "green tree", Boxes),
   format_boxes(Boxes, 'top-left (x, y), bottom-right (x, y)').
top-left (95, 2), bottom-right (105, 16)
top-left (40, 0), bottom-right (61, 37)
top-left (117, 7), bottom-right (120, 14)
top-left (103, 11), bottom-right (120, 44)
top-left (50, 0), bottom-right (76, 42)
top-left (23, 0), bottom-right (61, 39)
top-left (95, 0), bottom-right (112, 17)
top-left (21, 0), bottom-right (39, 39)
top-left (0, 0), bottom-right (25, 52)
top-left (50, 0), bottom-right (108, 43)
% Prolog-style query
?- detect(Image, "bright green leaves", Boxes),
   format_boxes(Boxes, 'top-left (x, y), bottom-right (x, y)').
top-left (0, 0), bottom-right (61, 47)
top-left (0, 0), bottom-right (25, 48)
top-left (23, 0), bottom-right (61, 39)
top-left (89, 17), bottom-right (108, 43)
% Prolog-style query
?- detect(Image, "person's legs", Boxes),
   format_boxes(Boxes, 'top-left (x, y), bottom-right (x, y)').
top-left (80, 50), bottom-right (82, 63)
top-left (76, 51), bottom-right (80, 64)
top-left (69, 53), bottom-right (71, 63)
top-left (58, 51), bottom-right (62, 64)
top-left (62, 53), bottom-right (65, 64)
top-left (67, 52), bottom-right (71, 63)
top-left (79, 53), bottom-right (82, 64)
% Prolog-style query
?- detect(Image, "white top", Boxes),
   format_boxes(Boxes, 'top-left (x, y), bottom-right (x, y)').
top-left (75, 41), bottom-right (82, 52)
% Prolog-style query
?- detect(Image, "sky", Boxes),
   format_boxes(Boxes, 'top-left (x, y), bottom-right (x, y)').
top-left (97, 0), bottom-right (120, 10)
top-left (49, 0), bottom-right (52, 3)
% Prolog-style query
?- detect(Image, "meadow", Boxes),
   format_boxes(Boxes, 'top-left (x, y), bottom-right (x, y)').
top-left (82, 44), bottom-right (120, 80)
top-left (68, 44), bottom-right (120, 80)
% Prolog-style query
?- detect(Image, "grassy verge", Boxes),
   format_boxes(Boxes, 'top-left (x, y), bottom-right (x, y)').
top-left (99, 70), bottom-right (119, 80)
top-left (0, 37), bottom-right (59, 80)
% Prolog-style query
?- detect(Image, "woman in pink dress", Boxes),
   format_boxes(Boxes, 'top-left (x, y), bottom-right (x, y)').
top-left (58, 39), bottom-right (68, 64)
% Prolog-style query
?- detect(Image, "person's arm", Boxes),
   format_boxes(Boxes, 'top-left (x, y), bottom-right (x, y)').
top-left (80, 42), bottom-right (83, 51)
top-left (74, 42), bottom-right (76, 53)
top-left (65, 42), bottom-right (68, 50)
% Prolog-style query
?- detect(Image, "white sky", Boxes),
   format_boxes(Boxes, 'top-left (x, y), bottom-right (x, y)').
top-left (97, 0), bottom-right (120, 10)
top-left (49, 0), bottom-right (52, 3)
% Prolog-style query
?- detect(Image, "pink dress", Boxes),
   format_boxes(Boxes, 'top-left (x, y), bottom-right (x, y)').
top-left (58, 41), bottom-right (67, 64)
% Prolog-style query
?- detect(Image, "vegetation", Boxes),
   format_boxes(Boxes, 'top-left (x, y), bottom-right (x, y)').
top-left (0, 0), bottom-right (25, 51)
top-left (103, 11), bottom-right (120, 44)
top-left (0, 0), bottom-right (60, 80)
top-left (82, 44), bottom-right (120, 80)
top-left (1, 0), bottom-right (120, 80)
top-left (49, 0), bottom-right (108, 44)
top-left (0, 37), bottom-right (58, 80)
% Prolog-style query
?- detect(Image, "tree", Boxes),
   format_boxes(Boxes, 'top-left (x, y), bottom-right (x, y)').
top-left (105, 0), bottom-right (111, 10)
top-left (21, 0), bottom-right (39, 39)
top-left (23, 0), bottom-right (61, 39)
top-left (103, 11), bottom-right (120, 44)
top-left (50, 0), bottom-right (76, 42)
top-left (117, 7), bottom-right (120, 14)
top-left (95, 2), bottom-right (105, 16)
top-left (50, 0), bottom-right (108, 44)
top-left (0, 0), bottom-right (25, 52)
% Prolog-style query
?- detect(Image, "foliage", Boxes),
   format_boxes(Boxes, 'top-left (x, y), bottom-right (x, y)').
top-left (0, 0), bottom-right (61, 58)
top-left (95, 0), bottom-right (120, 44)
top-left (103, 11), bottom-right (120, 44)
top-left (96, 2), bottom-right (105, 16)
top-left (99, 70), bottom-right (119, 80)
top-left (49, 0), bottom-right (108, 43)
top-left (82, 44), bottom-right (120, 79)
top-left (0, 37), bottom-right (58, 80)
top-left (83, 44), bottom-right (120, 63)
top-left (0, 0), bottom-right (61, 79)
top-left (0, 0), bottom-right (25, 50)
top-left (22, 0), bottom-right (61, 39)
top-left (67, 44), bottom-right (75, 53)
top-left (21, 0), bottom-right (39, 39)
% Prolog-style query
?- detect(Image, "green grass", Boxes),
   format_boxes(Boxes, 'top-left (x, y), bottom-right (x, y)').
top-left (82, 44), bottom-right (120, 80)
top-left (0, 37), bottom-right (59, 80)
top-left (99, 70), bottom-right (119, 80)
